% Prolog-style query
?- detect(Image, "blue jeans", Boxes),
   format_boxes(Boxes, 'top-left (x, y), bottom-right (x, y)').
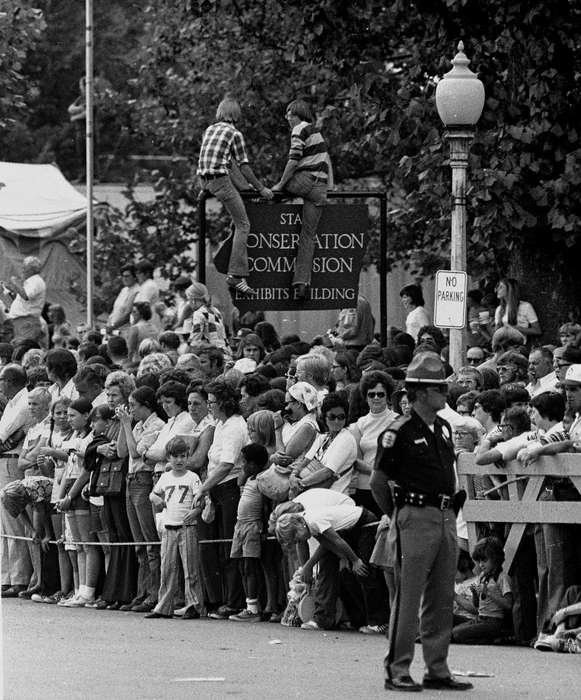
top-left (205, 175), bottom-right (250, 277)
top-left (285, 172), bottom-right (327, 285)
top-left (126, 472), bottom-right (160, 604)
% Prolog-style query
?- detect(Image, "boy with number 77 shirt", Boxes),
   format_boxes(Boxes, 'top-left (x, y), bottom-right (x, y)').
top-left (146, 437), bottom-right (205, 619)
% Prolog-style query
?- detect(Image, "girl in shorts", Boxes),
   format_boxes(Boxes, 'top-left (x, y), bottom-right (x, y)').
top-left (53, 398), bottom-right (94, 607)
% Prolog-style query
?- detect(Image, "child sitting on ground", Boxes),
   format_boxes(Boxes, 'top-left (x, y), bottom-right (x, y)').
top-left (452, 536), bottom-right (512, 644)
top-left (146, 437), bottom-right (204, 620)
top-left (228, 443), bottom-right (271, 622)
top-left (534, 585), bottom-right (581, 653)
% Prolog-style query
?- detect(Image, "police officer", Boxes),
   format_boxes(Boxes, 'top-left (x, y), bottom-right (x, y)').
top-left (371, 352), bottom-right (472, 692)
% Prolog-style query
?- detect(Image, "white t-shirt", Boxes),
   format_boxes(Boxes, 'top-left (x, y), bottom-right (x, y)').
top-left (303, 429), bottom-right (357, 494)
top-left (206, 414), bottom-right (248, 485)
top-left (9, 274), bottom-right (46, 318)
top-left (153, 469), bottom-right (201, 526)
top-left (406, 305), bottom-right (430, 341)
top-left (303, 504), bottom-right (363, 536)
top-left (294, 488), bottom-right (355, 510)
top-left (494, 301), bottom-right (538, 329)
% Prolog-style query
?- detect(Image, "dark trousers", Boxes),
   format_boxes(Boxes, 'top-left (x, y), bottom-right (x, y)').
top-left (386, 505), bottom-right (457, 682)
top-left (313, 509), bottom-right (387, 629)
top-left (201, 479), bottom-right (244, 610)
top-left (509, 530), bottom-right (537, 644)
top-left (452, 616), bottom-right (505, 644)
top-left (101, 494), bottom-right (137, 604)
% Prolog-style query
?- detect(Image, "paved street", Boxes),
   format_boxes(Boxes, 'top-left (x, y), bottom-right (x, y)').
top-left (1, 598), bottom-right (579, 699)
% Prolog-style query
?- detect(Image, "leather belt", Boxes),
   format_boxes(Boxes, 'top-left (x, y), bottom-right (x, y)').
top-left (393, 486), bottom-right (453, 510)
top-left (165, 524), bottom-right (183, 530)
top-left (201, 173), bottom-right (227, 180)
top-left (0, 454), bottom-right (19, 459)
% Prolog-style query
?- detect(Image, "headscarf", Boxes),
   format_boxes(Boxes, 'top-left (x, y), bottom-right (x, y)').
top-left (288, 381), bottom-right (319, 412)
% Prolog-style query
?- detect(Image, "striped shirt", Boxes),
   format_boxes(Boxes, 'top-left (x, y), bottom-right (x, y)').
top-left (288, 121), bottom-right (329, 181)
top-left (197, 121), bottom-right (249, 176)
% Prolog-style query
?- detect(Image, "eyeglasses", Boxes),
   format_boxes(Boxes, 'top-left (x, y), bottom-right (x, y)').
top-left (453, 431), bottom-right (472, 438)
top-left (207, 399), bottom-right (217, 405)
top-left (326, 413), bottom-right (346, 421)
top-left (367, 391), bottom-right (386, 399)
top-left (466, 357), bottom-right (482, 364)
top-left (499, 423), bottom-right (514, 431)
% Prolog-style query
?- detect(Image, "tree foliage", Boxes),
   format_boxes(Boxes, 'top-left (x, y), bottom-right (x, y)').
top-left (5, 0), bottom-right (581, 330)
top-left (0, 1), bottom-right (45, 131)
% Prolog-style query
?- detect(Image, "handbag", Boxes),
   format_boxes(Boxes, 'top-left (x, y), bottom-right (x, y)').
top-left (256, 463), bottom-right (292, 502)
top-left (95, 456), bottom-right (126, 496)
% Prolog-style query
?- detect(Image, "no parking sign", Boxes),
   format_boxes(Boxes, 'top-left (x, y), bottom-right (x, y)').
top-left (434, 270), bottom-right (467, 329)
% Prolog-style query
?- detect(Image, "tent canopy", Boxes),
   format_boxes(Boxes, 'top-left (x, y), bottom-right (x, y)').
top-left (0, 162), bottom-right (88, 325)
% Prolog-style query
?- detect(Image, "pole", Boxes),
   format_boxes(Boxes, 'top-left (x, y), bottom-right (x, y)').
top-left (445, 127), bottom-right (473, 372)
top-left (379, 194), bottom-right (388, 346)
top-left (85, 0), bottom-right (94, 327)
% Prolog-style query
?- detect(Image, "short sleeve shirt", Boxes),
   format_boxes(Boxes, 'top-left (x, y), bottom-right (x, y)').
top-left (21, 476), bottom-right (53, 505)
top-left (9, 274), bottom-right (46, 318)
top-left (303, 504), bottom-right (362, 536)
top-left (207, 414), bottom-right (249, 485)
top-left (153, 470), bottom-right (201, 526)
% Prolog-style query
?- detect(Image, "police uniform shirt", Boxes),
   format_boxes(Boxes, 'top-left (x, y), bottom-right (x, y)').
top-left (375, 410), bottom-right (455, 496)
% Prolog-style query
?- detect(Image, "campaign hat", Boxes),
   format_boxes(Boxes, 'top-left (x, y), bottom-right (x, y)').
top-left (405, 351), bottom-right (448, 384)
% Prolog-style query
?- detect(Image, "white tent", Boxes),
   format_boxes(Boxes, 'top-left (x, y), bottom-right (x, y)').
top-left (0, 162), bottom-right (88, 325)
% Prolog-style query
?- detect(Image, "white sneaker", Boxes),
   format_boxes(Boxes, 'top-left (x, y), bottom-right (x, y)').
top-left (173, 605), bottom-right (187, 617)
top-left (63, 595), bottom-right (94, 608)
top-left (57, 592), bottom-right (77, 607)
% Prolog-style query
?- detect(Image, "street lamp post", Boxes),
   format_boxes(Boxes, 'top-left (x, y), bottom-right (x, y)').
top-left (435, 41), bottom-right (484, 372)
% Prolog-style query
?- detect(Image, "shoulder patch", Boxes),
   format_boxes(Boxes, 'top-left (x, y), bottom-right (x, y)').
top-left (380, 414), bottom-right (411, 448)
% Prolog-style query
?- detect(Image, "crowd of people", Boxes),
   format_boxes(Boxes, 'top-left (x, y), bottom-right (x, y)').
top-left (1, 260), bottom-right (580, 664)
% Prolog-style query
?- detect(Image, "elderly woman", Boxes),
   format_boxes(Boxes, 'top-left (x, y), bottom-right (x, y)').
top-left (116, 386), bottom-right (166, 613)
top-left (350, 371), bottom-right (397, 516)
top-left (294, 353), bottom-right (331, 406)
top-left (271, 381), bottom-right (320, 470)
top-left (187, 282), bottom-right (228, 352)
top-left (456, 365), bottom-right (483, 392)
top-left (289, 393), bottom-right (357, 498)
top-left (137, 351), bottom-right (172, 379)
top-left (16, 387), bottom-right (53, 480)
top-left (193, 379), bottom-right (248, 619)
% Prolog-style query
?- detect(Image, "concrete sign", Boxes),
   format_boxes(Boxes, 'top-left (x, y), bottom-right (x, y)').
top-left (433, 269), bottom-right (467, 329)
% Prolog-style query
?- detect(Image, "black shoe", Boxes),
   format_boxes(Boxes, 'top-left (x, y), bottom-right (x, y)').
top-left (18, 586), bottom-right (41, 599)
top-left (384, 676), bottom-right (423, 692)
top-left (121, 595), bottom-right (145, 611)
top-left (422, 676), bottom-right (473, 691)
top-left (1, 585), bottom-right (27, 598)
top-left (131, 601), bottom-right (156, 613)
top-left (208, 605), bottom-right (240, 619)
top-left (106, 601), bottom-right (121, 610)
top-left (145, 611), bottom-right (173, 619)
top-left (182, 606), bottom-right (200, 619)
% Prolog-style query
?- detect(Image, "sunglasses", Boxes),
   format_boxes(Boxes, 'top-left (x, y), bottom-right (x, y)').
top-left (326, 413), bottom-right (346, 421)
top-left (466, 357), bottom-right (482, 364)
top-left (367, 391), bottom-right (386, 399)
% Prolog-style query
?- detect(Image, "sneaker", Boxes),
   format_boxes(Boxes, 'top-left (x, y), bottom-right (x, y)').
top-left (63, 595), bottom-right (94, 608)
top-left (229, 609), bottom-right (261, 622)
top-left (300, 620), bottom-right (321, 631)
top-left (208, 605), bottom-right (241, 620)
top-left (173, 605), bottom-right (188, 617)
top-left (226, 276), bottom-right (254, 295)
top-left (44, 592), bottom-right (66, 605)
top-left (359, 623), bottom-right (389, 635)
top-left (57, 592), bottom-right (76, 607)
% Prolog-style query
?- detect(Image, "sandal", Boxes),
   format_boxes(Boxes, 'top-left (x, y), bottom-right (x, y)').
top-left (226, 276), bottom-right (254, 295)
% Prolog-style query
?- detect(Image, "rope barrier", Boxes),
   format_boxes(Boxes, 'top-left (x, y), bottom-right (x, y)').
top-left (0, 520), bottom-right (379, 548)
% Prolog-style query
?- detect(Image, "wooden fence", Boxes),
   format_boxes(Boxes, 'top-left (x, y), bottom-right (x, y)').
top-left (457, 454), bottom-right (581, 572)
